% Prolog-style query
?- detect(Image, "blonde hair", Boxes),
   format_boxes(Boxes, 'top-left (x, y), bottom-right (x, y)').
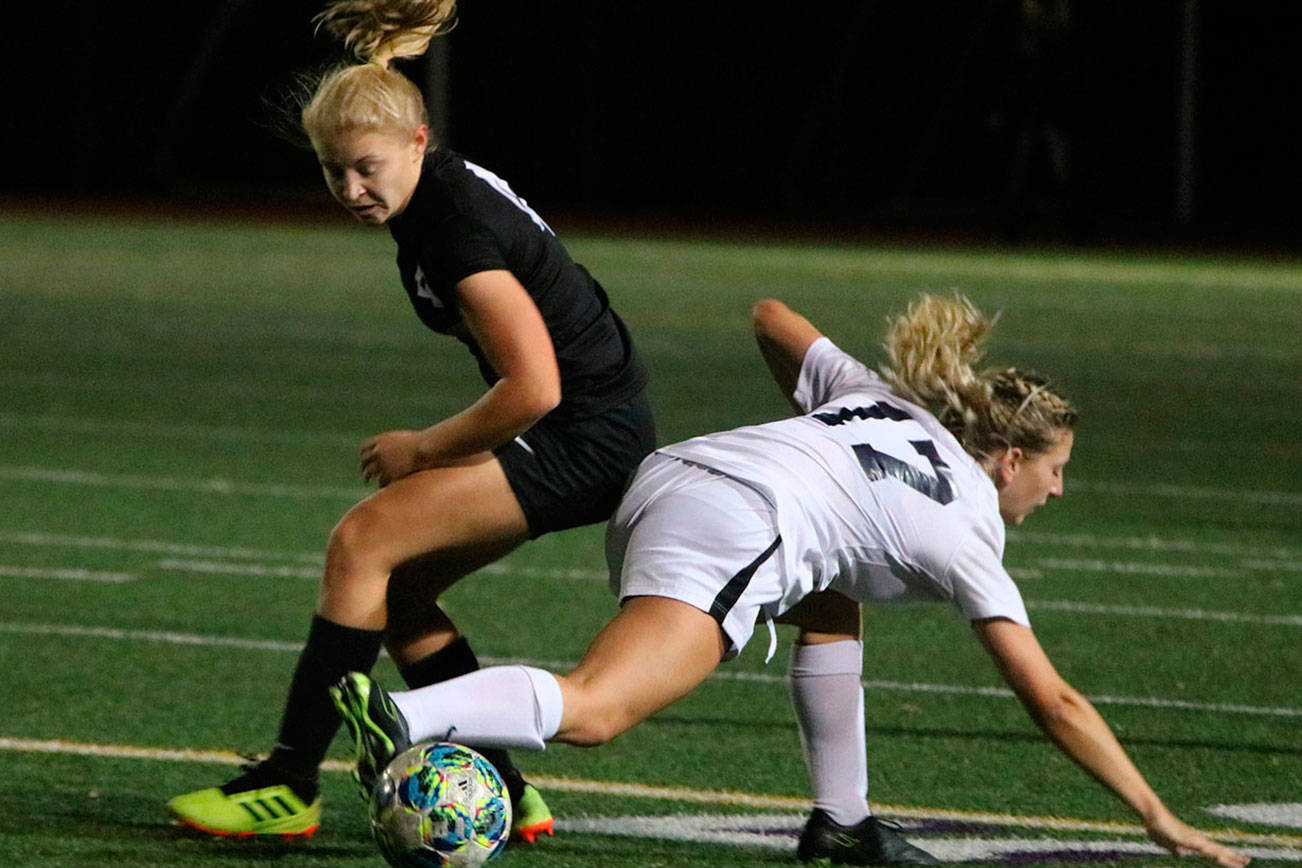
top-left (300, 0), bottom-right (457, 144)
top-left (878, 293), bottom-right (1078, 461)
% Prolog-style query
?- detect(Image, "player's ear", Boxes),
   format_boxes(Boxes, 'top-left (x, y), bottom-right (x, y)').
top-left (992, 447), bottom-right (1022, 488)
top-left (411, 124), bottom-right (430, 156)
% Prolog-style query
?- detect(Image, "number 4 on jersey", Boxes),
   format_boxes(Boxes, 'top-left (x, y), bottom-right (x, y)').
top-left (852, 439), bottom-right (955, 505)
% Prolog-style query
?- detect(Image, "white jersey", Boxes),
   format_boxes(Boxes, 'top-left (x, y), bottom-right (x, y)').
top-left (657, 337), bottom-right (1029, 626)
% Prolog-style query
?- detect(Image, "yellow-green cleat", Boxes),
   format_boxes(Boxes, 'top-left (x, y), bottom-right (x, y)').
top-left (510, 783), bottom-right (554, 843)
top-left (167, 782), bottom-right (320, 839)
top-left (329, 672), bottom-right (411, 798)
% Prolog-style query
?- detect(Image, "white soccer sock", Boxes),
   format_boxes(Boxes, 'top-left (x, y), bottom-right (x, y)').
top-left (790, 639), bottom-right (870, 825)
top-left (390, 665), bottom-right (564, 751)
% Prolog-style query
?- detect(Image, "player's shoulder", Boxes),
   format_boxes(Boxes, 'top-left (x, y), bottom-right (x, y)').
top-left (796, 338), bottom-right (890, 409)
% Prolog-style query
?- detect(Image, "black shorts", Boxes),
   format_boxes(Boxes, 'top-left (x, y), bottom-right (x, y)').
top-left (494, 392), bottom-right (656, 538)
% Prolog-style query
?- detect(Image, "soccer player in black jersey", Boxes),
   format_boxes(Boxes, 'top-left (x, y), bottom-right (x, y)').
top-left (166, 0), bottom-right (653, 841)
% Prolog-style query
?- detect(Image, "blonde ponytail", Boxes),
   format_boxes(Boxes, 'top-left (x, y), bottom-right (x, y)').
top-left (879, 293), bottom-right (1077, 460)
top-left (313, 0), bottom-right (457, 67)
top-left (300, 0), bottom-right (457, 145)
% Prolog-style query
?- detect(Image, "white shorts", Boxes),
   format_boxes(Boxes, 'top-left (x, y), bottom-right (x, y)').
top-left (605, 453), bottom-right (785, 660)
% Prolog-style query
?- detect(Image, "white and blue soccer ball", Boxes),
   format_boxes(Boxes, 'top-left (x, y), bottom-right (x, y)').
top-left (368, 741), bottom-right (511, 868)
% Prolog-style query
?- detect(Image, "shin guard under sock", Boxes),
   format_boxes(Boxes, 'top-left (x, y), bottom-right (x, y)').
top-left (790, 640), bottom-right (870, 825)
top-left (267, 614), bottom-right (384, 792)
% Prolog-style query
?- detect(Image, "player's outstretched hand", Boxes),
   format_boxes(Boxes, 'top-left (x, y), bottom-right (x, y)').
top-left (1144, 810), bottom-right (1250, 867)
top-left (360, 430), bottom-right (424, 486)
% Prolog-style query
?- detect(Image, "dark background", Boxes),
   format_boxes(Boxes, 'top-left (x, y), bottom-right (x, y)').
top-left (10, 1), bottom-right (1300, 246)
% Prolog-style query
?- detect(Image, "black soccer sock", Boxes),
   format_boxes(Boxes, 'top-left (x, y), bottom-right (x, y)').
top-left (266, 614), bottom-right (385, 796)
top-left (398, 637), bottom-right (528, 803)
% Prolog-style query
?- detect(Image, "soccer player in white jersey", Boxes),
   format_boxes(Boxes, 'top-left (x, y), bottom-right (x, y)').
top-left (332, 294), bottom-right (1249, 867)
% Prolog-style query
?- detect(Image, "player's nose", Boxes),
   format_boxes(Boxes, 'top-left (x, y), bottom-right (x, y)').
top-left (344, 171), bottom-right (367, 202)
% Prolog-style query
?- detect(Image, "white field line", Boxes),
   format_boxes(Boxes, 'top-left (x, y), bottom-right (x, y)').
top-left (0, 372), bottom-right (434, 409)
top-left (2, 462), bottom-right (1297, 506)
top-left (0, 466), bottom-right (361, 500)
top-left (2, 621), bottom-right (1298, 719)
top-left (0, 735), bottom-right (1296, 849)
top-left (562, 813), bottom-right (1302, 861)
top-left (149, 555), bottom-right (1297, 587)
top-left (1242, 559), bottom-right (1302, 572)
top-left (6, 528), bottom-right (1299, 586)
top-left (155, 559), bottom-right (322, 580)
top-left (1027, 599), bottom-right (1302, 627)
top-left (144, 554), bottom-right (1302, 583)
top-left (0, 565), bottom-right (134, 583)
top-left (1031, 558), bottom-right (1243, 579)
top-left (752, 671), bottom-right (1302, 718)
top-left (0, 623), bottom-right (301, 651)
top-left (1069, 478), bottom-right (1302, 507)
top-left (0, 413), bottom-right (357, 447)
top-left (152, 558), bottom-right (608, 583)
top-left (5, 531), bottom-right (1300, 624)
top-left (1008, 530), bottom-right (1300, 562)
top-left (0, 530), bottom-right (324, 565)
top-left (7, 528), bottom-right (1296, 568)
top-left (1208, 803), bottom-right (1302, 829)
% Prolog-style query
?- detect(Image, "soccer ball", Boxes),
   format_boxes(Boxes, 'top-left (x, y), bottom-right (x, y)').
top-left (368, 741), bottom-right (512, 868)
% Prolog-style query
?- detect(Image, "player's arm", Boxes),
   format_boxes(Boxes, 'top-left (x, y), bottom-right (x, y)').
top-left (361, 269), bottom-right (560, 485)
top-left (752, 298), bottom-right (823, 412)
top-left (973, 617), bottom-right (1249, 868)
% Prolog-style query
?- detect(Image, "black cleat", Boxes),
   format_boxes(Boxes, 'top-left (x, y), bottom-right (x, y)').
top-left (797, 809), bottom-right (939, 865)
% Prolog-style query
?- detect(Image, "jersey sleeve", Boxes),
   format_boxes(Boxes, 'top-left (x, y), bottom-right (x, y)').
top-left (944, 533), bottom-right (1030, 626)
top-left (423, 213), bottom-right (510, 293)
top-left (792, 337), bottom-right (884, 413)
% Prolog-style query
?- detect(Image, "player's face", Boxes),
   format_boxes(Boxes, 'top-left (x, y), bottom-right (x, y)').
top-left (313, 125), bottom-right (429, 224)
top-left (995, 429), bottom-right (1073, 525)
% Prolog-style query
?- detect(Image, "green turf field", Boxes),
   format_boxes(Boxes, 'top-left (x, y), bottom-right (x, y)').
top-left (1, 211), bottom-right (1299, 866)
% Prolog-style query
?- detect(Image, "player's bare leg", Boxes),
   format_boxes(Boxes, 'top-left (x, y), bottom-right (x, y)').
top-left (358, 595), bottom-right (724, 754)
top-left (168, 456), bottom-right (530, 837)
top-left (318, 455), bottom-right (529, 630)
top-left (555, 595), bottom-right (726, 746)
top-left (384, 543), bottom-right (522, 664)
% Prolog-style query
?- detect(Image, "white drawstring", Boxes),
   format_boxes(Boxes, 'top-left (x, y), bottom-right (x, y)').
top-left (763, 614), bottom-right (778, 664)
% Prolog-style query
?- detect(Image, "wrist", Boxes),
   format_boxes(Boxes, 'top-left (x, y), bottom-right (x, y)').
top-left (412, 430), bottom-right (441, 468)
top-left (1136, 797), bottom-right (1170, 826)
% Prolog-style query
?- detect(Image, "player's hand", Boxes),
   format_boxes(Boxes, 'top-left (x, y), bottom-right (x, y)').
top-left (359, 430), bottom-right (425, 486)
top-left (1144, 810), bottom-right (1250, 867)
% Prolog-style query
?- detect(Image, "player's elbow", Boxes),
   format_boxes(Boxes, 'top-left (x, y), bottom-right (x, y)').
top-left (526, 377), bottom-right (561, 418)
top-left (751, 298), bottom-right (790, 333)
top-left (504, 371), bottom-right (560, 422)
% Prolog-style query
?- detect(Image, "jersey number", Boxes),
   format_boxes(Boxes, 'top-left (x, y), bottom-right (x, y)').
top-left (815, 402), bottom-right (955, 505)
top-left (852, 439), bottom-right (954, 505)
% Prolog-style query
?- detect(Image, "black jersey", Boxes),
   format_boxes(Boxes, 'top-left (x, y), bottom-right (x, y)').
top-left (387, 149), bottom-right (647, 422)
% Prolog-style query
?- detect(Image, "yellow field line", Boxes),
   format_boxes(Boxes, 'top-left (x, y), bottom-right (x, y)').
top-left (1, 735), bottom-right (1297, 849)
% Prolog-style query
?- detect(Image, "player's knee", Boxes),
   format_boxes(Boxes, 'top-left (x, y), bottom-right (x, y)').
top-left (328, 503), bottom-right (382, 560)
top-left (324, 504), bottom-right (395, 584)
top-left (555, 686), bottom-right (635, 747)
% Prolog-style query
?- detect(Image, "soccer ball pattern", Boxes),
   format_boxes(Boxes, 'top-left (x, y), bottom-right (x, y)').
top-left (369, 742), bottom-right (511, 868)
